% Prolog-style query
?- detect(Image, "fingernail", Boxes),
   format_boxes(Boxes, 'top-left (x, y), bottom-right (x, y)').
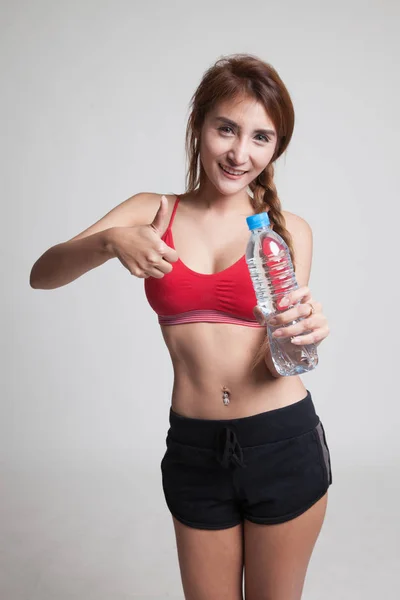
top-left (279, 297), bottom-right (290, 307)
top-left (273, 330), bottom-right (283, 337)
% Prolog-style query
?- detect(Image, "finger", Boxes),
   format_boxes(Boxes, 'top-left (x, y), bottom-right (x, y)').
top-left (269, 302), bottom-right (315, 327)
top-left (153, 239), bottom-right (179, 263)
top-left (272, 315), bottom-right (321, 338)
top-left (131, 263), bottom-right (166, 278)
top-left (134, 264), bottom-right (167, 279)
top-left (293, 286), bottom-right (312, 304)
top-left (291, 326), bottom-right (329, 345)
top-left (151, 195), bottom-right (169, 236)
top-left (142, 249), bottom-right (176, 273)
top-left (151, 258), bottom-right (175, 275)
top-left (160, 244), bottom-right (179, 263)
top-left (130, 268), bottom-right (148, 278)
top-left (143, 266), bottom-right (166, 279)
top-left (278, 286), bottom-right (311, 308)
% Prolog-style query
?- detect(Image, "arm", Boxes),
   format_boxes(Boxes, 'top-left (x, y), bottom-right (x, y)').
top-left (30, 230), bottom-right (115, 289)
top-left (29, 192), bottom-right (162, 289)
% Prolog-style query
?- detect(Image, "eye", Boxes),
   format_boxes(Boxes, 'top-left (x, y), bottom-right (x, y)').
top-left (255, 134), bottom-right (271, 143)
top-left (218, 126), bottom-right (234, 135)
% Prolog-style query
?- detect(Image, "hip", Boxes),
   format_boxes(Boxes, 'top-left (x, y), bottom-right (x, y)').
top-left (161, 390), bottom-right (333, 527)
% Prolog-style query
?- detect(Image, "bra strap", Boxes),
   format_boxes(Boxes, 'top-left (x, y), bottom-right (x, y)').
top-left (168, 195), bottom-right (180, 229)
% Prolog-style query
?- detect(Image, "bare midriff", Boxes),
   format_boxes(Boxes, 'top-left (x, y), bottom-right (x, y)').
top-left (161, 322), bottom-right (308, 420)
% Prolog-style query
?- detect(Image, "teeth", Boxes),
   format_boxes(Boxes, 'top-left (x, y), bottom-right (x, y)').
top-left (220, 164), bottom-right (246, 176)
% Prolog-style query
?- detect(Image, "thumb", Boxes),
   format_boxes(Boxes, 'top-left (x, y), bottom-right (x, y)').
top-left (151, 195), bottom-right (169, 236)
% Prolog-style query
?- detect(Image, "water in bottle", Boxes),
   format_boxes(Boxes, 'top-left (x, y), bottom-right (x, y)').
top-left (245, 212), bottom-right (318, 376)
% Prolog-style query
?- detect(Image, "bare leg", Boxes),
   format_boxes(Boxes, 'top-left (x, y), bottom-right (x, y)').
top-left (244, 492), bottom-right (328, 600)
top-left (172, 517), bottom-right (244, 600)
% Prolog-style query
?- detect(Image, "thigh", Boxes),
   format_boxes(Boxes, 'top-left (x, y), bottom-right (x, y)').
top-left (172, 517), bottom-right (244, 600)
top-left (243, 491), bottom-right (328, 600)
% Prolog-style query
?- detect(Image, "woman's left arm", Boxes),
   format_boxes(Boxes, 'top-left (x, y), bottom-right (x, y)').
top-left (268, 212), bottom-right (330, 347)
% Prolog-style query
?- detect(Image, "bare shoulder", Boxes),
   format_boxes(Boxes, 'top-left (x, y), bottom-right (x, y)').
top-left (122, 192), bottom-right (178, 223)
top-left (66, 192), bottom-right (178, 243)
top-left (282, 210), bottom-right (313, 240)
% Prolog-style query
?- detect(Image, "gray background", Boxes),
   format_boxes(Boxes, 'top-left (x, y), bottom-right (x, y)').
top-left (2, 0), bottom-right (399, 598)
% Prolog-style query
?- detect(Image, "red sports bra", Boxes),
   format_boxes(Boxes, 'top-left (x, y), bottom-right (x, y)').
top-left (144, 196), bottom-right (264, 327)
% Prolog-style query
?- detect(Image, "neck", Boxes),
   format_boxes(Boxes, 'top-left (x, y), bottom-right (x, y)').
top-left (193, 182), bottom-right (253, 216)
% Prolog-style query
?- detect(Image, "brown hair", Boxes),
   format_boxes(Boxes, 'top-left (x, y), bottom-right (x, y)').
top-left (185, 53), bottom-right (296, 370)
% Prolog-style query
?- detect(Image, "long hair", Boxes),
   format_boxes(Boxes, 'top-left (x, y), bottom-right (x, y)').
top-left (184, 54), bottom-right (296, 370)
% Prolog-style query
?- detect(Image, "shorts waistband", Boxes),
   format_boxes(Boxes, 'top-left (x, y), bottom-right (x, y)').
top-left (167, 390), bottom-right (319, 449)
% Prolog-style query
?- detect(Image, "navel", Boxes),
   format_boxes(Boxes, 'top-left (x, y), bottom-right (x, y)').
top-left (222, 385), bottom-right (231, 406)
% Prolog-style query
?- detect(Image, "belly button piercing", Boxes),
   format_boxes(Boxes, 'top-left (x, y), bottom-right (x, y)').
top-left (222, 386), bottom-right (230, 406)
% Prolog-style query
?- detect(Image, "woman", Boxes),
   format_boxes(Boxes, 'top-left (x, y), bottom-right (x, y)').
top-left (30, 54), bottom-right (332, 600)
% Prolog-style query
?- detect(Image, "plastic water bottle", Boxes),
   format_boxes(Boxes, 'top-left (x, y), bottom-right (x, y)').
top-left (245, 212), bottom-right (318, 376)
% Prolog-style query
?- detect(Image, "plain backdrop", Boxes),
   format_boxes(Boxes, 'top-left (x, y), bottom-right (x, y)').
top-left (2, 0), bottom-right (399, 598)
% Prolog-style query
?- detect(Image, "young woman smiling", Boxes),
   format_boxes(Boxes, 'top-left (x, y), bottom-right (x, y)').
top-left (30, 54), bottom-right (332, 600)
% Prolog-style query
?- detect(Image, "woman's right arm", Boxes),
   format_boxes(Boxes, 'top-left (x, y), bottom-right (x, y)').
top-left (29, 192), bottom-right (162, 289)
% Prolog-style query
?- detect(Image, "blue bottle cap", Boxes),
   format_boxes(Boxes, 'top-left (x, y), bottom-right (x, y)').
top-left (246, 212), bottom-right (270, 230)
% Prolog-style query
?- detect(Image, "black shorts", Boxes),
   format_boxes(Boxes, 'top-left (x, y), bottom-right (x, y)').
top-left (161, 390), bottom-right (332, 530)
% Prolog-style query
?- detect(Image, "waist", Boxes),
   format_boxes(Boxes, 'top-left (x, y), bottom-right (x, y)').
top-left (161, 320), bottom-right (266, 370)
top-left (170, 375), bottom-right (307, 420)
top-left (161, 322), bottom-right (307, 418)
top-left (167, 389), bottom-right (318, 447)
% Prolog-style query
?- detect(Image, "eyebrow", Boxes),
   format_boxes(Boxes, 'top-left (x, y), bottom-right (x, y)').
top-left (215, 116), bottom-right (276, 137)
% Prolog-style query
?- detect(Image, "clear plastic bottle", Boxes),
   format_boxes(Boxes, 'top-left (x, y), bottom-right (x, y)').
top-left (245, 212), bottom-right (318, 376)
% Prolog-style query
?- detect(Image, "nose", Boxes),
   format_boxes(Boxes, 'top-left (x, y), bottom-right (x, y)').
top-left (227, 137), bottom-right (249, 167)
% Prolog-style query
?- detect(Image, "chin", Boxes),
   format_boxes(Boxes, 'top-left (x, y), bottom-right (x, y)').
top-left (216, 174), bottom-right (254, 195)
top-left (213, 180), bottom-right (247, 196)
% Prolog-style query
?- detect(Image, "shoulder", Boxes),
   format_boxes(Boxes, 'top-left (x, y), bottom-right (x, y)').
top-left (65, 192), bottom-right (179, 243)
top-left (282, 210), bottom-right (313, 241)
top-left (126, 191), bottom-right (176, 211)
top-left (124, 192), bottom-right (179, 223)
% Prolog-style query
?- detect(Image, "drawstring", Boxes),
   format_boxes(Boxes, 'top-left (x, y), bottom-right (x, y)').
top-left (215, 426), bottom-right (246, 469)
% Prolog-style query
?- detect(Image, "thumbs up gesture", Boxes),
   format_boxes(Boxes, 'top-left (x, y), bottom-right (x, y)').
top-left (150, 194), bottom-right (171, 238)
top-left (109, 196), bottom-right (179, 279)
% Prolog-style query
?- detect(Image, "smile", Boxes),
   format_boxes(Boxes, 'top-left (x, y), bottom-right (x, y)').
top-left (219, 163), bottom-right (248, 178)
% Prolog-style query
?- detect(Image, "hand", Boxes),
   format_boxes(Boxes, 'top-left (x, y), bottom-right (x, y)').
top-left (253, 286), bottom-right (330, 347)
top-left (109, 195), bottom-right (179, 279)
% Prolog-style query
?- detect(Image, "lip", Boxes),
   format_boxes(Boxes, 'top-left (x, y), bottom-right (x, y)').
top-left (218, 163), bottom-right (248, 179)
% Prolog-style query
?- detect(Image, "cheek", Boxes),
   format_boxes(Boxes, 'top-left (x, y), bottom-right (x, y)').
top-left (201, 131), bottom-right (228, 160)
top-left (254, 145), bottom-right (276, 171)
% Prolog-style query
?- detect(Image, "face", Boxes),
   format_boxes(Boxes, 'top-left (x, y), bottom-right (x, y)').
top-left (199, 95), bottom-right (278, 195)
